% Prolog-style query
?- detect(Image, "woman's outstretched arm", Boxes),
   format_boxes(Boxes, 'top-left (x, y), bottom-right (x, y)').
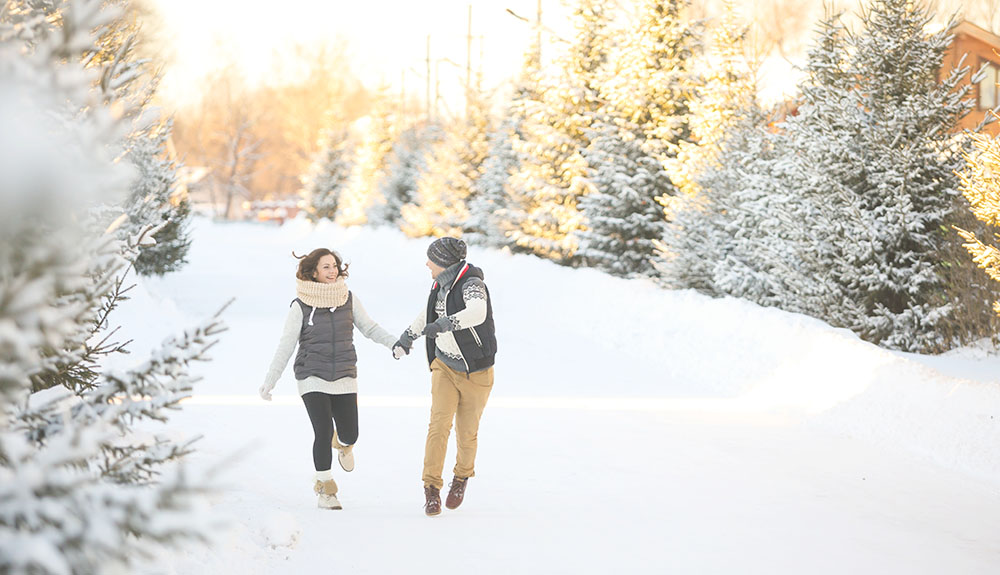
top-left (260, 304), bottom-right (302, 399)
top-left (351, 294), bottom-right (397, 349)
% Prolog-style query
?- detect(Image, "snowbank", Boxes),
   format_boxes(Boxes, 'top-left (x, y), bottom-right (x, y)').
top-left (113, 216), bottom-right (1000, 482)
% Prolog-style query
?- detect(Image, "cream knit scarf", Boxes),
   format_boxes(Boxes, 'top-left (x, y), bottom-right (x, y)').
top-left (296, 278), bottom-right (349, 308)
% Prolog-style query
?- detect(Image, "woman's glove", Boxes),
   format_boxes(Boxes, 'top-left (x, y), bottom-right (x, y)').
top-left (259, 380), bottom-right (275, 401)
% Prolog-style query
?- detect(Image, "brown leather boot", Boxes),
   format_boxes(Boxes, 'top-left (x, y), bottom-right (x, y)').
top-left (445, 477), bottom-right (468, 510)
top-left (424, 485), bottom-right (442, 516)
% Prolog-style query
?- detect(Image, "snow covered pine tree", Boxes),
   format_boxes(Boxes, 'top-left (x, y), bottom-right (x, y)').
top-left (303, 127), bottom-right (353, 222)
top-left (378, 125), bottom-right (438, 225)
top-left (1, 2), bottom-right (226, 573)
top-left (402, 79), bottom-right (492, 238)
top-left (472, 36), bottom-right (544, 251)
top-left (508, 0), bottom-right (613, 262)
top-left (780, 0), bottom-right (974, 351)
top-left (580, 0), bottom-right (702, 277)
top-left (578, 121), bottom-right (673, 277)
top-left (466, 118), bottom-right (522, 248)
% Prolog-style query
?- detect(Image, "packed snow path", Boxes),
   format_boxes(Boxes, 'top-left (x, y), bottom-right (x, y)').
top-left (130, 219), bottom-right (1000, 574)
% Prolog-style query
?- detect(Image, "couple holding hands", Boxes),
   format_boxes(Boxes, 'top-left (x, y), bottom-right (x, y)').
top-left (259, 237), bottom-right (497, 516)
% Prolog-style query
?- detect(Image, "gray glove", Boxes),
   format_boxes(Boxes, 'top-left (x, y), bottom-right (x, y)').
top-left (422, 318), bottom-right (449, 339)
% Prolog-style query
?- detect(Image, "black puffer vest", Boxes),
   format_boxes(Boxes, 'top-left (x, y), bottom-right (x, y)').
top-left (425, 262), bottom-right (497, 373)
top-left (292, 294), bottom-right (358, 381)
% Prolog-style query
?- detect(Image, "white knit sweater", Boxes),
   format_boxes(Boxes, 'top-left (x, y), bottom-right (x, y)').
top-left (263, 294), bottom-right (396, 396)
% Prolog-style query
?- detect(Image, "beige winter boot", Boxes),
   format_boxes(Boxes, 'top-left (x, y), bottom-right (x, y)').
top-left (331, 431), bottom-right (355, 472)
top-left (314, 478), bottom-right (341, 510)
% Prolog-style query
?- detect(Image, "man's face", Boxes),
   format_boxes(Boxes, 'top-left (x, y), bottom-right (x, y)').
top-left (426, 259), bottom-right (446, 279)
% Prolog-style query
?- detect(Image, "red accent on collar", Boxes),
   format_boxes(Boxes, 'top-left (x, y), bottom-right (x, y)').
top-left (431, 263), bottom-right (470, 291)
top-left (453, 263), bottom-right (470, 287)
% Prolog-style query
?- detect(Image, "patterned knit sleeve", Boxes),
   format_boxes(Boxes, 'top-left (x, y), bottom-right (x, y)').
top-left (351, 295), bottom-right (397, 349)
top-left (397, 307), bottom-right (427, 350)
top-left (263, 304), bottom-right (302, 389)
top-left (436, 278), bottom-right (487, 332)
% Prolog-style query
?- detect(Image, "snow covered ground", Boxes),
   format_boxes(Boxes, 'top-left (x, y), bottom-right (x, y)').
top-left (123, 217), bottom-right (1000, 574)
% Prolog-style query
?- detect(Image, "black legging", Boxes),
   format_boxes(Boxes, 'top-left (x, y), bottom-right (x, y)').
top-left (301, 392), bottom-right (359, 472)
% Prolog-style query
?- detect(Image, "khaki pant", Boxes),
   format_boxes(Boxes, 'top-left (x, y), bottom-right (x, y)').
top-left (422, 358), bottom-right (494, 490)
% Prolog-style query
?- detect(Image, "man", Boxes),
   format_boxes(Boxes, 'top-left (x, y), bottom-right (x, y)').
top-left (393, 237), bottom-right (497, 516)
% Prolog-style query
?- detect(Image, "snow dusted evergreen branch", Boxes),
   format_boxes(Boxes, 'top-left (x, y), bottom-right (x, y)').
top-left (80, 220), bottom-right (165, 338)
top-left (80, 286), bottom-right (228, 486)
top-left (29, 221), bottom-right (170, 394)
top-left (0, 305), bottom-right (229, 572)
top-left (30, 237), bottom-right (123, 391)
top-left (97, 435), bottom-right (199, 485)
top-left (118, 120), bottom-right (193, 276)
top-left (3, 330), bottom-right (221, 571)
top-left (23, 301), bottom-right (230, 445)
top-left (0, 426), bottom-right (218, 575)
top-left (0, 1), bottom-right (59, 45)
top-left (0, 329), bottom-right (224, 575)
top-left (0, 208), bottom-right (143, 401)
top-left (88, 302), bottom-right (229, 427)
top-left (93, 27), bottom-right (153, 112)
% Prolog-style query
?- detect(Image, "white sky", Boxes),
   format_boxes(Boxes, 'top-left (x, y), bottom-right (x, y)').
top-left (150, 0), bottom-right (573, 109)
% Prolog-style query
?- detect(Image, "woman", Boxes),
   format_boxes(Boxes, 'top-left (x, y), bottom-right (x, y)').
top-left (259, 248), bottom-right (397, 510)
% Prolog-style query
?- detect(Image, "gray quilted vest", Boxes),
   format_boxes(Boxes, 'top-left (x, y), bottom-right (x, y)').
top-left (292, 294), bottom-right (358, 382)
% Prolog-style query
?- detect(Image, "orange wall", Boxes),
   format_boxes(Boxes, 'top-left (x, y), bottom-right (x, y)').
top-left (943, 32), bottom-right (1000, 135)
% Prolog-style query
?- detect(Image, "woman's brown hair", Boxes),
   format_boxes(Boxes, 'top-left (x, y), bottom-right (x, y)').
top-left (293, 248), bottom-right (349, 282)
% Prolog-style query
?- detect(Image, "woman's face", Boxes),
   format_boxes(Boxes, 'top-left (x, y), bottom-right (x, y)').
top-left (313, 254), bottom-right (340, 283)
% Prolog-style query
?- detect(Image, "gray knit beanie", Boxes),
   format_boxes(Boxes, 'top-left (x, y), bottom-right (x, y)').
top-left (427, 237), bottom-right (467, 267)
